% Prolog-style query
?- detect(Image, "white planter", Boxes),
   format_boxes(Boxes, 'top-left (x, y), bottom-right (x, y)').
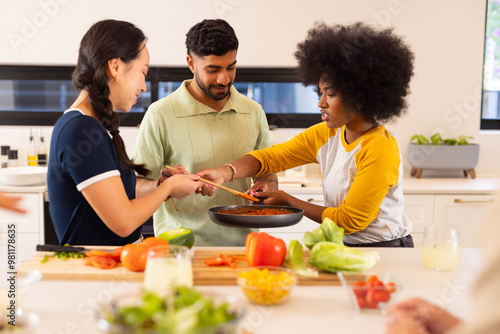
top-left (408, 143), bottom-right (480, 178)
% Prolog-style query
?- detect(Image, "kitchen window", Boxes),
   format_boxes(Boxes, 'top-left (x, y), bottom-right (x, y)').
top-left (481, 0), bottom-right (500, 129)
top-left (0, 66), bottom-right (321, 128)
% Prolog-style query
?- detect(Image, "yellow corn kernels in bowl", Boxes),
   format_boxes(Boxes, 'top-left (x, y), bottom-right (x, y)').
top-left (237, 267), bottom-right (296, 305)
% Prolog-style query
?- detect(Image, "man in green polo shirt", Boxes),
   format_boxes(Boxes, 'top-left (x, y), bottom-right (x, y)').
top-left (132, 19), bottom-right (277, 246)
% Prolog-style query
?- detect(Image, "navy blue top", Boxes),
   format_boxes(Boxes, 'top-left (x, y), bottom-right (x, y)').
top-left (47, 110), bottom-right (141, 245)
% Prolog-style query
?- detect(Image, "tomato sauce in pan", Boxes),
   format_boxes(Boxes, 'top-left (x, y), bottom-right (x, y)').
top-left (218, 207), bottom-right (294, 216)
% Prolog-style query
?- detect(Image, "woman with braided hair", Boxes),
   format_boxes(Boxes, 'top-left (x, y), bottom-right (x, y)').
top-left (48, 19), bottom-right (202, 246)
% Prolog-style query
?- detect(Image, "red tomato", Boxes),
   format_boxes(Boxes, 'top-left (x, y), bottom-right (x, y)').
top-left (120, 244), bottom-right (147, 272)
top-left (91, 256), bottom-right (117, 269)
top-left (141, 237), bottom-right (169, 253)
top-left (245, 232), bottom-right (286, 267)
top-left (84, 255), bottom-right (117, 269)
top-left (366, 275), bottom-right (380, 284)
top-left (386, 282), bottom-right (397, 293)
top-left (352, 280), bottom-right (367, 298)
top-left (356, 296), bottom-right (367, 309)
top-left (85, 249), bottom-right (114, 258)
top-left (366, 290), bottom-right (379, 309)
top-left (367, 280), bottom-right (384, 288)
top-left (373, 290), bottom-right (391, 303)
top-left (112, 247), bottom-right (124, 262)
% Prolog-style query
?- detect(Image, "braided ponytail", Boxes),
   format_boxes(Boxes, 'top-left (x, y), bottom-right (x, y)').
top-left (72, 19), bottom-right (150, 176)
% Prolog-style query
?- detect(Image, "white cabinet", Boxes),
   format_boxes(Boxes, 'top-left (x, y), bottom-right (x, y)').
top-left (260, 189), bottom-right (495, 248)
top-left (0, 190), bottom-right (45, 262)
top-left (433, 194), bottom-right (495, 247)
top-left (403, 195), bottom-right (435, 246)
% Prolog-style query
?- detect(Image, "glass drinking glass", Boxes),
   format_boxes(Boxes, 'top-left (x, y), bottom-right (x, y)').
top-left (144, 244), bottom-right (193, 298)
top-left (421, 225), bottom-right (462, 271)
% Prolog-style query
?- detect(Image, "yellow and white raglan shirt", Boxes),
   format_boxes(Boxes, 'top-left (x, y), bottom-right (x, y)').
top-left (248, 122), bottom-right (411, 244)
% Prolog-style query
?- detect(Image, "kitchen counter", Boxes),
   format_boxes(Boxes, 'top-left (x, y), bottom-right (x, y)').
top-left (17, 247), bottom-right (483, 334)
top-left (1, 176), bottom-right (497, 195)
top-left (0, 182), bottom-right (47, 193)
top-left (278, 176), bottom-right (500, 195)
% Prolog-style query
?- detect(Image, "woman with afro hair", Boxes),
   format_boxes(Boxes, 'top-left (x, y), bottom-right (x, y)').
top-left (200, 22), bottom-right (415, 247)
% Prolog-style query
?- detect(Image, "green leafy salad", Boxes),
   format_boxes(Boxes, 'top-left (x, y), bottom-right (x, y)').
top-left (284, 218), bottom-right (378, 276)
top-left (102, 286), bottom-right (239, 334)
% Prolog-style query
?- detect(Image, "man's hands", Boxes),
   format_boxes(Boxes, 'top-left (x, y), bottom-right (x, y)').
top-left (197, 166), bottom-right (231, 196)
top-left (157, 164), bottom-right (188, 186)
top-left (162, 174), bottom-right (202, 199)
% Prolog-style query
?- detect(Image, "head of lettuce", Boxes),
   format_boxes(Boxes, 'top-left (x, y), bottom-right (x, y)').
top-left (303, 218), bottom-right (379, 272)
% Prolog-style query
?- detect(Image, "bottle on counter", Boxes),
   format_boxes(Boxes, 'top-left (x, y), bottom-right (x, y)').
top-left (8, 149), bottom-right (18, 167)
top-left (37, 130), bottom-right (47, 166)
top-left (27, 129), bottom-right (38, 166)
top-left (0, 145), bottom-right (9, 168)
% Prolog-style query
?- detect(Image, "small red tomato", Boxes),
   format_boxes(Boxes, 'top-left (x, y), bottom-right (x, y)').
top-left (90, 256), bottom-right (117, 269)
top-left (386, 282), bottom-right (397, 293)
top-left (352, 280), bottom-right (367, 298)
top-left (356, 296), bottom-right (367, 309)
top-left (366, 290), bottom-right (379, 309)
top-left (141, 237), bottom-right (169, 253)
top-left (367, 280), bottom-right (384, 288)
top-left (373, 290), bottom-right (391, 303)
top-left (111, 247), bottom-right (124, 262)
top-left (366, 275), bottom-right (379, 284)
top-left (120, 244), bottom-right (147, 272)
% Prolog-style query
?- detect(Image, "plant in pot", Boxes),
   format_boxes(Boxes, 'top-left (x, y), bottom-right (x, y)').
top-left (408, 134), bottom-right (479, 179)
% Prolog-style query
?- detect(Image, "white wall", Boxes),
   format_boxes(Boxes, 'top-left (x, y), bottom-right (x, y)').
top-left (1, 0), bottom-right (498, 177)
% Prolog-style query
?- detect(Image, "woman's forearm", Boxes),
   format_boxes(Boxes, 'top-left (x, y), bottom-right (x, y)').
top-left (229, 154), bottom-right (263, 182)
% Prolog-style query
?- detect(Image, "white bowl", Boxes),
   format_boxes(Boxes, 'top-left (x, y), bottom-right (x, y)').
top-left (0, 167), bottom-right (47, 186)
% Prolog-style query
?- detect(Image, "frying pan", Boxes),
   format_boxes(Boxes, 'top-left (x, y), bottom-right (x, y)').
top-left (208, 205), bottom-right (304, 228)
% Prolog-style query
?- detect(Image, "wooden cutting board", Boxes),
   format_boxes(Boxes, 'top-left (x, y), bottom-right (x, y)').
top-left (19, 248), bottom-right (360, 285)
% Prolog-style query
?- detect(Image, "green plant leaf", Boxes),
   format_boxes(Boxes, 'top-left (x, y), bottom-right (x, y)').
top-left (443, 139), bottom-right (457, 145)
top-left (430, 133), bottom-right (443, 145)
top-left (457, 135), bottom-right (473, 145)
top-left (410, 134), bottom-right (430, 145)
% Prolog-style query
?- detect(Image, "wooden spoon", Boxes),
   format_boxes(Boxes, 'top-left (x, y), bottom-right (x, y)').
top-left (164, 165), bottom-right (260, 202)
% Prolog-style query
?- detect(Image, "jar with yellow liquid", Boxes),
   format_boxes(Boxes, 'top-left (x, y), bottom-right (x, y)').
top-left (421, 225), bottom-right (462, 271)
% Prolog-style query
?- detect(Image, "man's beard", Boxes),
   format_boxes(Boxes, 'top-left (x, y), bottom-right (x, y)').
top-left (195, 71), bottom-right (232, 101)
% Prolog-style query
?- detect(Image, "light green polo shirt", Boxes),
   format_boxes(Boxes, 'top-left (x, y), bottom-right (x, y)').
top-left (132, 80), bottom-right (272, 246)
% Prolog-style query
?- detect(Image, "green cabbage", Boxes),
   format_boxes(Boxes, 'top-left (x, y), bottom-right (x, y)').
top-left (302, 217), bottom-right (344, 249)
top-left (283, 240), bottom-right (318, 278)
top-left (309, 241), bottom-right (379, 272)
top-left (320, 217), bottom-right (344, 245)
